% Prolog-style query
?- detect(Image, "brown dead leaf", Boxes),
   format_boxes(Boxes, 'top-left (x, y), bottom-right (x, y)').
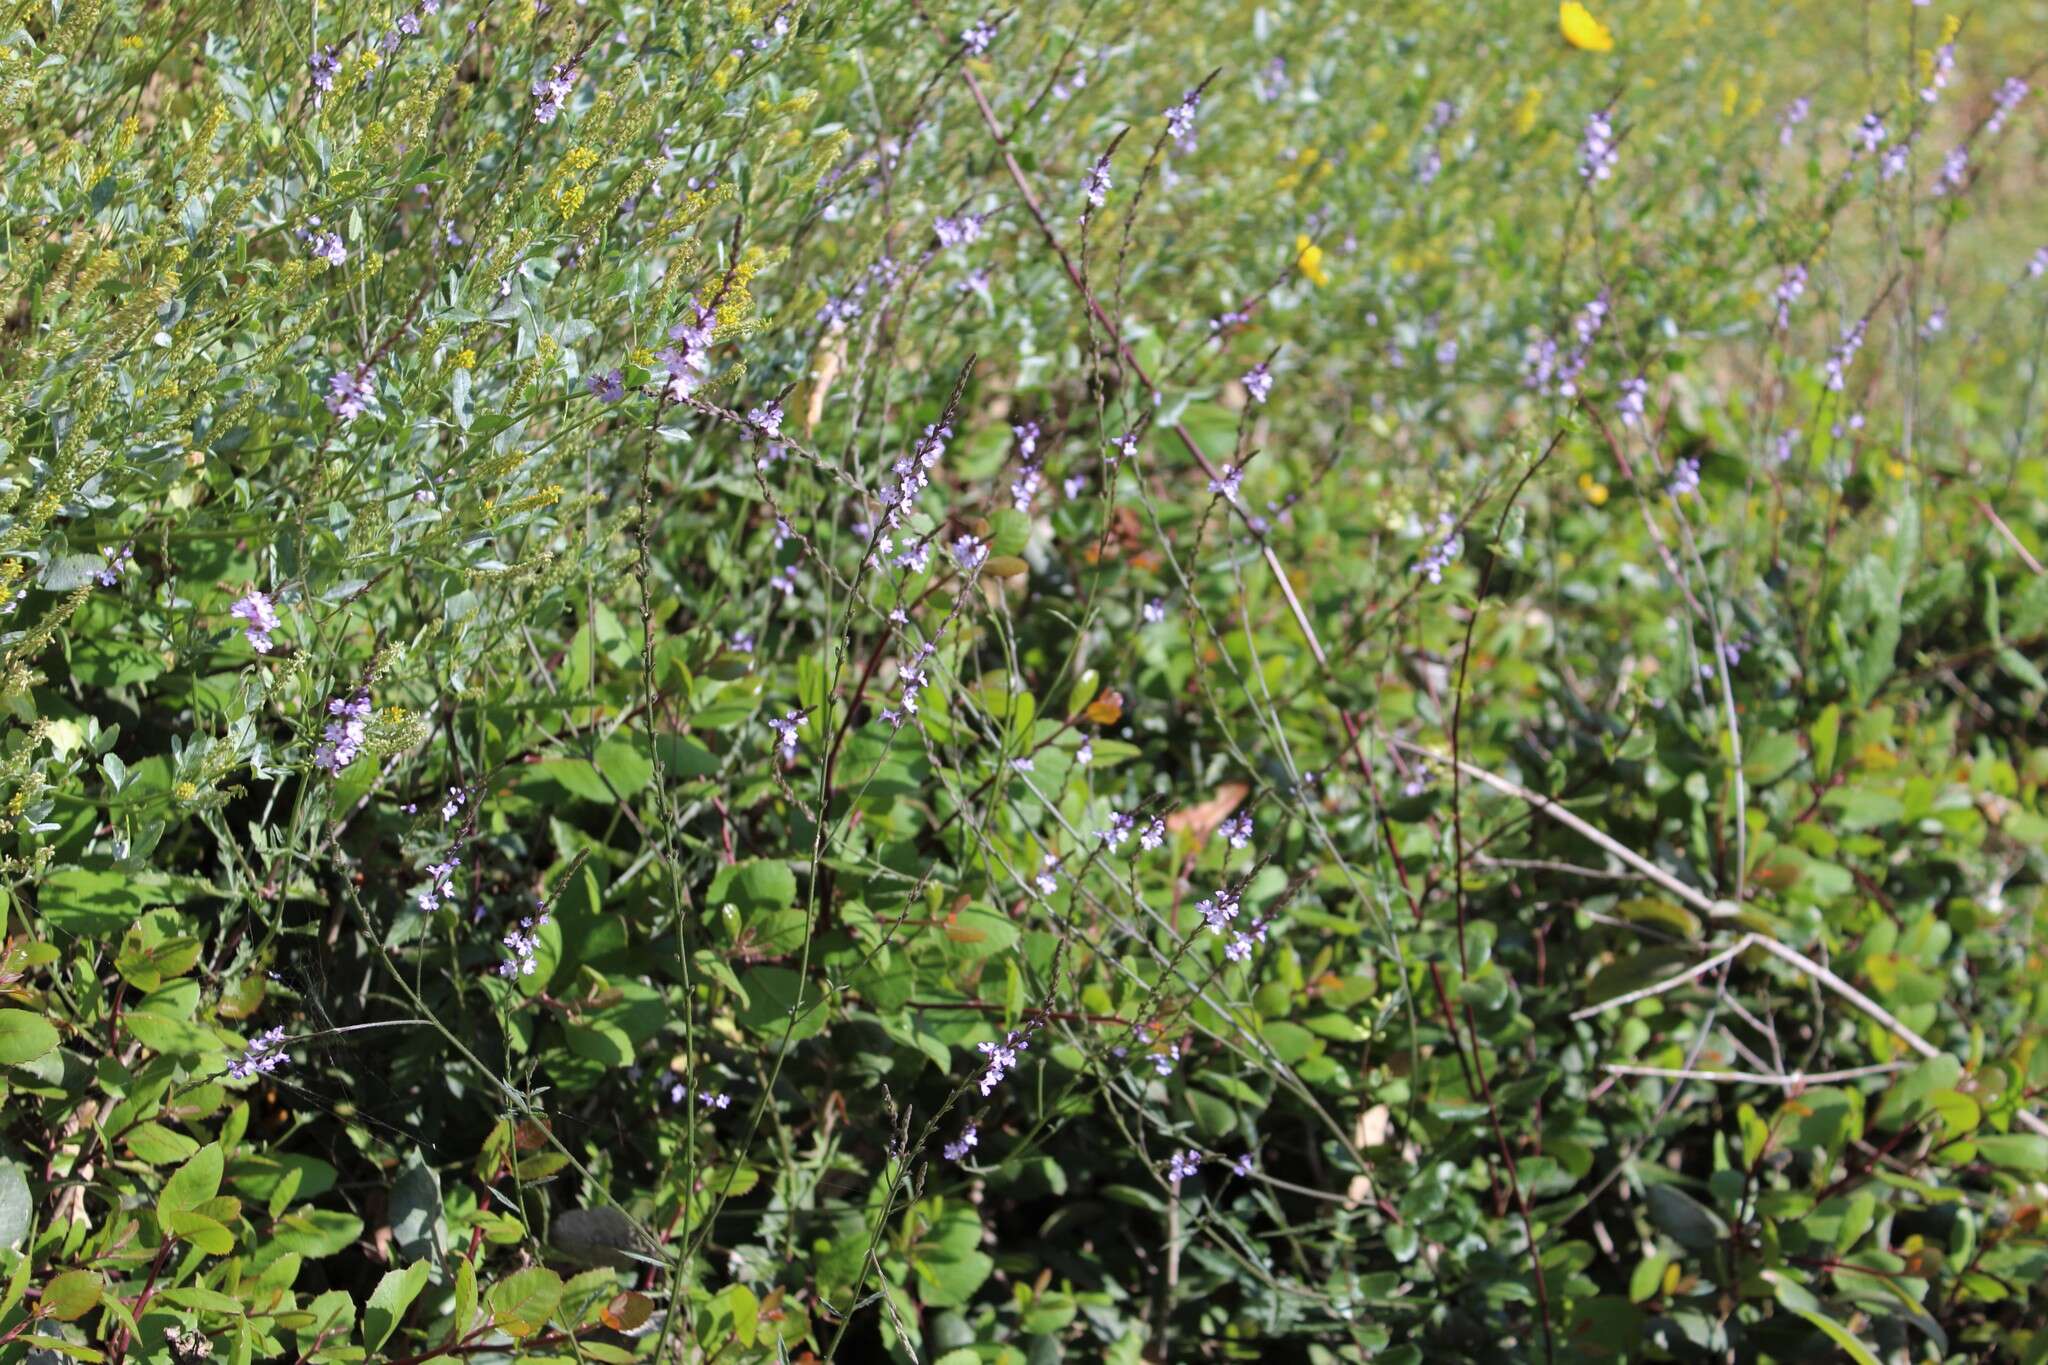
top-left (1165, 781), bottom-right (1250, 843)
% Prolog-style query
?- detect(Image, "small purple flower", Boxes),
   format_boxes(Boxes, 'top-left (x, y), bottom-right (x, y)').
top-left (1164, 90), bottom-right (1202, 151)
top-left (1167, 1149), bottom-right (1201, 1182)
top-left (1231, 1152), bottom-right (1256, 1178)
top-left (309, 47), bottom-right (341, 94)
top-left (1668, 456), bottom-right (1702, 500)
top-left (1074, 737), bottom-right (1093, 766)
top-left (1242, 363), bottom-right (1273, 404)
top-left (1219, 812), bottom-right (1253, 849)
top-left (2030, 246), bottom-right (2048, 280)
top-left (1081, 154), bottom-right (1113, 210)
top-left (747, 401), bottom-right (784, 438)
top-left (231, 590), bottom-right (282, 653)
top-left (1919, 43), bottom-right (1954, 105)
top-left (1097, 811), bottom-right (1136, 851)
top-left (976, 1030), bottom-right (1028, 1096)
top-left (1934, 145), bottom-right (1968, 196)
top-left (1152, 1043), bottom-right (1180, 1077)
top-left (95, 544), bottom-right (133, 587)
top-left (325, 367), bottom-right (375, 424)
top-left (1142, 598), bottom-right (1166, 624)
top-left (227, 1027), bottom-right (289, 1081)
top-left (1109, 431), bottom-right (1139, 461)
top-left (934, 213), bottom-right (986, 248)
top-left (944, 1123), bottom-right (979, 1161)
top-left (1920, 306), bottom-right (1947, 340)
top-left (1139, 817), bottom-right (1166, 852)
top-left (1772, 427), bottom-right (1800, 464)
top-left (1414, 513), bottom-right (1462, 584)
top-left (1823, 318), bottom-right (1867, 392)
top-left (960, 18), bottom-right (998, 57)
top-left (767, 710), bottom-right (803, 760)
top-left (587, 368), bottom-right (625, 402)
top-left (1034, 856), bottom-right (1060, 896)
top-left (442, 786), bottom-right (467, 822)
top-left (532, 63), bottom-right (578, 124)
top-left (1255, 58), bottom-right (1288, 104)
top-left (309, 232), bottom-right (347, 267)
top-left (1197, 885), bottom-right (1241, 934)
top-left (397, 11), bottom-right (421, 36)
top-left (1778, 96), bottom-right (1810, 147)
top-left (1876, 139), bottom-right (1907, 178)
top-left (1989, 77), bottom-right (2029, 135)
top-left (1773, 264), bottom-right (1807, 329)
top-left (1208, 464), bottom-right (1243, 503)
top-left (1578, 108), bottom-right (1618, 183)
top-left (1617, 375), bottom-right (1648, 428)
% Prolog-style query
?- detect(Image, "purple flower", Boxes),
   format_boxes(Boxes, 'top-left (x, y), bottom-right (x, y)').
top-left (231, 590), bottom-right (281, 653)
top-left (325, 367), bottom-right (375, 424)
top-left (961, 18), bottom-right (998, 56)
top-left (1989, 77), bottom-right (2029, 135)
top-left (1778, 96), bottom-right (1810, 147)
top-left (316, 690), bottom-right (372, 773)
top-left (532, 63), bottom-right (578, 124)
top-left (1152, 1043), bottom-right (1180, 1077)
top-left (747, 401), bottom-right (784, 438)
top-left (1167, 1149), bottom-right (1201, 1182)
top-left (1197, 885), bottom-right (1241, 934)
top-left (1142, 598), bottom-right (1166, 624)
top-left (95, 544), bottom-right (133, 587)
top-left (1773, 264), bottom-right (1807, 329)
top-left (1823, 318), bottom-right (1867, 391)
top-left (1255, 58), bottom-right (1288, 104)
top-left (1919, 43), bottom-right (1954, 105)
top-left (1231, 1152), bottom-right (1256, 1178)
top-left (1242, 363), bottom-right (1273, 404)
top-left (1074, 737), bottom-right (1093, 766)
top-left (1207, 464), bottom-right (1243, 503)
top-left (1097, 811), bottom-right (1136, 850)
top-left (587, 369), bottom-right (625, 402)
top-left (944, 1123), bottom-right (979, 1161)
top-left (397, 11), bottom-right (421, 35)
top-left (1139, 817), bottom-right (1166, 851)
top-left (309, 232), bottom-right (347, 267)
top-left (1578, 108), bottom-right (1618, 183)
top-left (1854, 113), bottom-right (1886, 155)
top-left (1219, 812), bottom-right (1253, 849)
top-left (1772, 428), bottom-right (1800, 464)
top-left (1034, 856), bottom-right (1060, 896)
top-left (227, 1027), bottom-right (289, 1081)
top-left (934, 213), bottom-right (986, 248)
top-left (1164, 90), bottom-right (1202, 151)
top-left (1880, 142), bottom-right (1910, 181)
top-left (309, 47), bottom-right (341, 94)
top-left (1109, 431), bottom-right (1138, 462)
top-left (1414, 513), bottom-right (1462, 584)
top-left (1668, 456), bottom-right (1702, 499)
top-left (1081, 154), bottom-right (1113, 210)
top-left (442, 786), bottom-right (467, 822)
top-left (1617, 375), bottom-right (1648, 428)
top-left (767, 710), bottom-right (803, 760)
top-left (2030, 246), bottom-right (2048, 280)
top-left (1934, 146), bottom-right (1968, 196)
top-left (976, 1030), bottom-right (1028, 1096)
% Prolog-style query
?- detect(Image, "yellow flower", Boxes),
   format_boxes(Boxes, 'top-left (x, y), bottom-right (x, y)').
top-left (1578, 472), bottom-right (1610, 506)
top-left (1885, 459), bottom-right (1908, 480)
top-left (454, 347), bottom-right (477, 369)
top-left (1560, 2), bottom-right (1615, 52)
top-left (1295, 235), bottom-right (1328, 288)
top-left (1513, 85), bottom-right (1545, 136)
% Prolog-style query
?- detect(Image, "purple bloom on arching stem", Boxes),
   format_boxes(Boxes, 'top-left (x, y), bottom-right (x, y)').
top-left (397, 11), bottom-right (421, 35)
top-left (1208, 464), bottom-right (1243, 503)
top-left (1152, 1043), bottom-right (1180, 1077)
top-left (1414, 513), bottom-right (1462, 585)
top-left (1081, 154), bottom-right (1113, 210)
top-left (1167, 1149), bottom-right (1201, 1182)
top-left (1034, 855), bottom-right (1060, 896)
top-left (1919, 42), bottom-right (1954, 105)
top-left (1854, 112), bottom-right (1886, 156)
top-left (309, 47), bottom-right (341, 94)
top-left (747, 401), bottom-right (784, 438)
top-left (95, 544), bottom-right (134, 587)
top-left (1777, 96), bottom-right (1810, 147)
top-left (1989, 77), bottom-right (2029, 135)
top-left (1231, 1152), bottom-right (1256, 1178)
top-left (1934, 146), bottom-right (1968, 197)
top-left (532, 63), bottom-right (578, 124)
top-left (1142, 598), bottom-right (1166, 625)
top-left (1242, 363), bottom-right (1273, 404)
top-left (309, 232), bottom-right (347, 267)
top-left (1165, 89), bottom-right (1202, 151)
top-left (1773, 264), bottom-right (1807, 329)
top-left (586, 368), bottom-right (624, 402)
top-left (231, 589), bottom-right (281, 653)
top-left (976, 1030), bottom-right (1028, 1096)
top-left (961, 18), bottom-right (997, 56)
top-left (1668, 456), bottom-right (1702, 500)
top-left (944, 1123), bottom-right (979, 1161)
top-left (325, 367), bottom-right (375, 423)
top-left (1097, 810), bottom-right (1136, 850)
top-left (766, 710), bottom-right (803, 760)
top-left (1109, 431), bottom-right (1138, 462)
top-left (1219, 812), bottom-right (1253, 849)
top-left (1617, 375), bottom-right (1648, 428)
top-left (1578, 107), bottom-right (1618, 183)
top-left (227, 1027), bottom-right (289, 1081)
top-left (316, 690), bottom-right (372, 774)
top-left (1878, 141), bottom-right (1909, 181)
top-left (1139, 817), bottom-right (1166, 852)
top-left (1197, 885), bottom-right (1241, 935)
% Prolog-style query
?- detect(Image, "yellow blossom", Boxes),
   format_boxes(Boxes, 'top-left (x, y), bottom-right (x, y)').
top-left (1295, 235), bottom-right (1328, 288)
top-left (1559, 2), bottom-right (1615, 52)
top-left (454, 348), bottom-right (477, 369)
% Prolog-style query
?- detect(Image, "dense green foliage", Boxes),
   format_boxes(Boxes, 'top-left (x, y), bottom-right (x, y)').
top-left (3, 0), bottom-right (2048, 1360)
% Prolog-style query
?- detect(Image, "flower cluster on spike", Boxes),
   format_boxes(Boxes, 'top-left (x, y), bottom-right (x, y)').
top-left (316, 692), bottom-right (372, 773)
top-left (228, 1027), bottom-right (289, 1081)
top-left (977, 1030), bottom-right (1029, 1096)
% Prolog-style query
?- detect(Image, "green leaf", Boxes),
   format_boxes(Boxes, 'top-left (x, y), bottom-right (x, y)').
top-left (0, 1010), bottom-right (59, 1065)
top-left (163, 1209), bottom-right (234, 1255)
top-left (1791, 1307), bottom-right (1882, 1365)
top-left (159, 1143), bottom-right (224, 1219)
top-left (1975, 1134), bottom-right (2048, 1175)
top-left (706, 859), bottom-right (797, 913)
top-left (489, 1266), bottom-right (564, 1337)
top-left (1645, 1183), bottom-right (1726, 1253)
top-left (364, 1261), bottom-right (432, 1352)
top-left (389, 1154), bottom-right (446, 1266)
top-left (0, 1161), bottom-right (30, 1250)
top-left (941, 904), bottom-right (1018, 959)
top-left (38, 1269), bottom-right (104, 1322)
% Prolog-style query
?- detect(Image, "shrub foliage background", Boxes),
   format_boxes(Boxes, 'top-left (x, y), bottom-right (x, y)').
top-left (3, 0), bottom-right (2048, 1360)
